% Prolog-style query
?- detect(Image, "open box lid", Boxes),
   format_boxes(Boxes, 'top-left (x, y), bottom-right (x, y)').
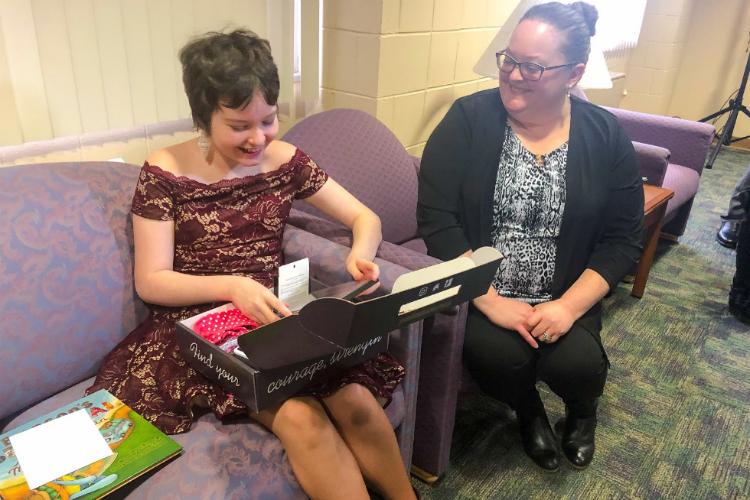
top-left (236, 247), bottom-right (503, 370)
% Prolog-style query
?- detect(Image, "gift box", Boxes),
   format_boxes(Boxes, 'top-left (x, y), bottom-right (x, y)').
top-left (175, 247), bottom-right (503, 412)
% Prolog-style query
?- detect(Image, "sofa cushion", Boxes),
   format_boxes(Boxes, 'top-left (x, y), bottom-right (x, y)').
top-left (0, 162), bottom-right (148, 421)
top-left (399, 238), bottom-right (428, 256)
top-left (3, 379), bottom-right (405, 499)
top-left (661, 163), bottom-right (700, 222)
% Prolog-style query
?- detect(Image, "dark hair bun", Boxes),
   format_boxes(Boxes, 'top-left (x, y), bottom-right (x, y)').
top-left (570, 2), bottom-right (598, 37)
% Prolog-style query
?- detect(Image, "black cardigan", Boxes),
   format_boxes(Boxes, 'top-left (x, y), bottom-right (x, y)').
top-left (417, 89), bottom-right (644, 337)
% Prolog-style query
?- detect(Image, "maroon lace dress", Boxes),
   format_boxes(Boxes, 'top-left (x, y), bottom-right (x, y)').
top-left (86, 149), bottom-right (405, 434)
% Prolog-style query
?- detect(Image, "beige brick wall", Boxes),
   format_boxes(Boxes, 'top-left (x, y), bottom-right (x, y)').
top-left (322, 0), bottom-right (518, 156)
top-left (668, 0), bottom-right (750, 138)
top-left (619, 0), bottom-right (693, 115)
top-left (617, 0), bottom-right (750, 140)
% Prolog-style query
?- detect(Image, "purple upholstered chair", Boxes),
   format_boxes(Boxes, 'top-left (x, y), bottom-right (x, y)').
top-left (282, 109), bottom-right (468, 479)
top-left (0, 161), bottom-right (421, 498)
top-left (607, 107), bottom-right (715, 238)
top-left (572, 88), bottom-right (715, 239)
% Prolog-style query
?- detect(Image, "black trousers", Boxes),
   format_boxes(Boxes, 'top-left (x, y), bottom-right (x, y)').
top-left (463, 305), bottom-right (607, 418)
top-left (722, 163), bottom-right (750, 222)
top-left (735, 204), bottom-right (750, 289)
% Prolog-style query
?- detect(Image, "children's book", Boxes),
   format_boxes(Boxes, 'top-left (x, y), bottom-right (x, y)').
top-left (0, 390), bottom-right (182, 500)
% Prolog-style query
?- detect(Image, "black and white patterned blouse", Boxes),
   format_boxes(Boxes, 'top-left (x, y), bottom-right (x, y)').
top-left (491, 123), bottom-right (568, 303)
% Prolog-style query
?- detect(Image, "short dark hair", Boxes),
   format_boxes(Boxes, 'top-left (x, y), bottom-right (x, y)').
top-left (520, 1), bottom-right (599, 64)
top-left (179, 28), bottom-right (280, 134)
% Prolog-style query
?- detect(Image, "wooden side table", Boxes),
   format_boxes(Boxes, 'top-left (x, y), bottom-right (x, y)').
top-left (632, 185), bottom-right (675, 298)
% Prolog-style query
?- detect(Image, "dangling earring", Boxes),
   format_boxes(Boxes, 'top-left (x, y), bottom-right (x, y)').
top-left (198, 130), bottom-right (211, 156)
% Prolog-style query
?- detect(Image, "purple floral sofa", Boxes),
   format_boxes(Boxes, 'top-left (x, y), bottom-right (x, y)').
top-left (0, 161), bottom-right (421, 498)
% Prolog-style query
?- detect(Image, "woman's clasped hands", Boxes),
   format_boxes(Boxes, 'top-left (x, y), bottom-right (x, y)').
top-left (474, 290), bottom-right (575, 348)
top-left (524, 299), bottom-right (576, 345)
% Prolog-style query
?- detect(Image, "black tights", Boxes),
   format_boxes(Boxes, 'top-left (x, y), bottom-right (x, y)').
top-left (463, 306), bottom-right (607, 419)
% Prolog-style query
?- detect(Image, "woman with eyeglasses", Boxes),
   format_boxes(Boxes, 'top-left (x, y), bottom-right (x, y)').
top-left (417, 2), bottom-right (643, 472)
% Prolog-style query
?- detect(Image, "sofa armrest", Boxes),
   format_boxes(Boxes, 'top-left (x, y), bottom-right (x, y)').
top-left (282, 224), bottom-right (355, 285)
top-left (288, 209), bottom-right (352, 247)
top-left (283, 224), bottom-right (417, 296)
top-left (632, 141), bottom-right (670, 187)
top-left (605, 107), bottom-right (715, 175)
top-left (371, 240), bottom-right (467, 478)
top-left (288, 209), bottom-right (443, 272)
top-left (282, 225), bottom-right (421, 467)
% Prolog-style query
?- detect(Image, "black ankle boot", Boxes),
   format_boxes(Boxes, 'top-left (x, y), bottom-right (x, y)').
top-left (519, 413), bottom-right (560, 472)
top-left (562, 411), bottom-right (597, 469)
top-left (729, 287), bottom-right (749, 317)
top-left (729, 278), bottom-right (750, 320)
top-left (718, 220), bottom-right (739, 249)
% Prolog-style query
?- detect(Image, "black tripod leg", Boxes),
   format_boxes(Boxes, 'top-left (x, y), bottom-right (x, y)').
top-left (701, 105), bottom-right (734, 123)
top-left (706, 107), bottom-right (740, 169)
top-left (703, 45), bottom-right (750, 168)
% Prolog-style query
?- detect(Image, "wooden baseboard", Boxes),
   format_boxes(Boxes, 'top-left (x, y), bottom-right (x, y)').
top-left (729, 137), bottom-right (750, 151)
top-left (711, 137), bottom-right (750, 151)
top-left (411, 465), bottom-right (439, 483)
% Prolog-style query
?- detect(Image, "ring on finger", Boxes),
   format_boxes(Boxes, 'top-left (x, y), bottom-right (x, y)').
top-left (541, 332), bottom-right (552, 342)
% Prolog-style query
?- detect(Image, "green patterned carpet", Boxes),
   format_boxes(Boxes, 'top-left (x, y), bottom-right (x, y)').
top-left (411, 147), bottom-right (750, 500)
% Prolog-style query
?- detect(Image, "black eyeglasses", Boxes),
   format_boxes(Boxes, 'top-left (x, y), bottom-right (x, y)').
top-left (496, 51), bottom-right (577, 81)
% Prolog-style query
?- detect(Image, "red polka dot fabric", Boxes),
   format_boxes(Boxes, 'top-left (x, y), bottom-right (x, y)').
top-left (194, 309), bottom-right (259, 345)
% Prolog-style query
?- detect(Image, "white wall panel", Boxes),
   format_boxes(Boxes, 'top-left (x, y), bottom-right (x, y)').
top-left (121, 0), bottom-right (158, 125)
top-left (94, 0), bottom-right (134, 129)
top-left (234, 0), bottom-right (267, 38)
top-left (0, 14), bottom-right (24, 145)
top-left (65, 0), bottom-right (109, 132)
top-left (267, 0), bottom-right (294, 104)
top-left (30, 0), bottom-right (83, 137)
top-left (147, 0), bottom-right (179, 122)
top-left (170, 0), bottom-right (194, 120)
top-left (192, 0), bottom-right (215, 34)
top-left (1, 0), bottom-right (53, 141)
top-left (216, 0), bottom-right (236, 28)
top-left (300, 0), bottom-right (320, 101)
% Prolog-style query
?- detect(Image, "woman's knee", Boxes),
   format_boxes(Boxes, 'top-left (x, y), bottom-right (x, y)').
top-left (545, 353), bottom-right (605, 383)
top-left (540, 338), bottom-right (607, 386)
top-left (325, 384), bottom-right (380, 428)
top-left (272, 398), bottom-right (337, 448)
top-left (464, 318), bottom-right (534, 373)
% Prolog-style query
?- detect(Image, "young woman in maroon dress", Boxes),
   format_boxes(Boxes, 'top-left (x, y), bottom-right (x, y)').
top-left (86, 29), bottom-right (417, 500)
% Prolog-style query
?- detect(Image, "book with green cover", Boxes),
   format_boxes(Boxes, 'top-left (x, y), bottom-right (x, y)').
top-left (0, 390), bottom-right (182, 500)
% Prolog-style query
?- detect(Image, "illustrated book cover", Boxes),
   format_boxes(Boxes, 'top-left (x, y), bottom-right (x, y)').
top-left (0, 390), bottom-right (182, 500)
